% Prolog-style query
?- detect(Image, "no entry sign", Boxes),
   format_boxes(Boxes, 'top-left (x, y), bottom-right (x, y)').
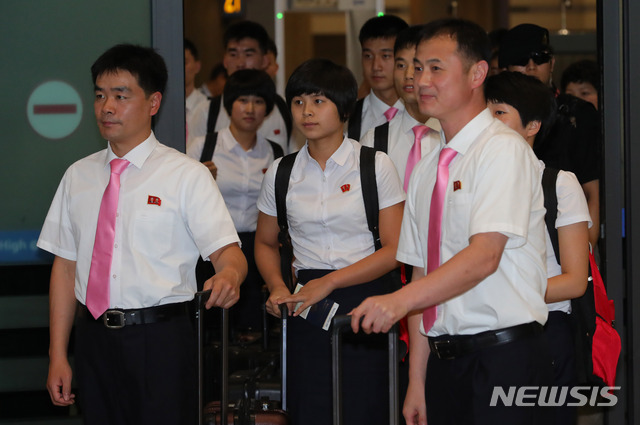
top-left (27, 80), bottom-right (83, 139)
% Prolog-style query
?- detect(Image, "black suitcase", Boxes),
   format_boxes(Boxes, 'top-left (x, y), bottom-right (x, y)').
top-left (331, 315), bottom-right (400, 425)
top-left (196, 291), bottom-right (289, 425)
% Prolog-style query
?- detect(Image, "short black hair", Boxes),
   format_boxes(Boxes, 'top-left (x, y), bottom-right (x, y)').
top-left (285, 59), bottom-right (357, 123)
top-left (416, 19), bottom-right (491, 69)
top-left (209, 62), bottom-right (228, 81)
top-left (223, 20), bottom-right (270, 54)
top-left (91, 44), bottom-right (167, 96)
top-left (184, 38), bottom-right (199, 60)
top-left (560, 59), bottom-right (599, 94)
top-left (223, 69), bottom-right (275, 116)
top-left (485, 71), bottom-right (557, 143)
top-left (359, 15), bottom-right (409, 46)
top-left (394, 25), bottom-right (424, 55)
top-left (267, 38), bottom-right (278, 57)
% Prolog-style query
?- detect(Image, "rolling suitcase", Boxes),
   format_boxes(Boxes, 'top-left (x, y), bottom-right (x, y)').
top-left (331, 315), bottom-right (400, 425)
top-left (196, 290), bottom-right (289, 425)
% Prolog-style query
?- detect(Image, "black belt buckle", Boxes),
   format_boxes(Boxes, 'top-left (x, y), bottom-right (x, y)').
top-left (103, 310), bottom-right (126, 329)
top-left (433, 339), bottom-right (456, 360)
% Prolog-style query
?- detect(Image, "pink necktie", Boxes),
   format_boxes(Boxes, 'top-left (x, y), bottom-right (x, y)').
top-left (384, 106), bottom-right (398, 122)
top-left (86, 158), bottom-right (130, 319)
top-left (422, 147), bottom-right (457, 331)
top-left (404, 125), bottom-right (429, 192)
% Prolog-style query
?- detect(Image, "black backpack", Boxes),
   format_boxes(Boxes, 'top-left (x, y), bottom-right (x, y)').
top-left (541, 167), bottom-right (600, 387)
top-left (198, 132), bottom-right (284, 163)
top-left (274, 146), bottom-right (383, 290)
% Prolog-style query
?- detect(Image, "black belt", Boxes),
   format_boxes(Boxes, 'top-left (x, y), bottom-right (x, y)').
top-left (77, 301), bottom-right (192, 329)
top-left (428, 321), bottom-right (543, 360)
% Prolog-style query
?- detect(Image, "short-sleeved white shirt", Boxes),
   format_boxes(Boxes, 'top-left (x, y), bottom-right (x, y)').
top-left (187, 94), bottom-right (292, 154)
top-left (37, 133), bottom-right (240, 309)
top-left (257, 138), bottom-right (405, 272)
top-left (356, 90), bottom-right (405, 140)
top-left (187, 127), bottom-right (276, 232)
top-left (361, 113), bottom-right (441, 188)
top-left (397, 109), bottom-right (548, 337)
top-left (186, 89), bottom-right (207, 124)
top-left (541, 162), bottom-right (592, 313)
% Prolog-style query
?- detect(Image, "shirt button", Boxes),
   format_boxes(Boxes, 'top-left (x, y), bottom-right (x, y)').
top-left (112, 274), bottom-right (117, 279)
top-left (114, 244), bottom-right (118, 249)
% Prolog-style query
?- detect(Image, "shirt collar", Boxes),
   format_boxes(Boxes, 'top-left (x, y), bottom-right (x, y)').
top-left (299, 137), bottom-right (353, 169)
top-left (105, 132), bottom-right (158, 170)
top-left (221, 127), bottom-right (270, 155)
top-left (441, 108), bottom-right (493, 155)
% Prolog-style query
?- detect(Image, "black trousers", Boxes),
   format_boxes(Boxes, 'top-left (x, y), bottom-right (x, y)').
top-left (425, 326), bottom-right (555, 425)
top-left (544, 310), bottom-right (578, 425)
top-left (287, 269), bottom-right (391, 425)
top-left (74, 308), bottom-right (198, 425)
top-left (230, 231), bottom-right (267, 331)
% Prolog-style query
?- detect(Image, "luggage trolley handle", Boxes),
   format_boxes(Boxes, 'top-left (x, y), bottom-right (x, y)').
top-left (195, 290), bottom-right (230, 425)
top-left (279, 304), bottom-right (288, 411)
top-left (331, 315), bottom-right (399, 425)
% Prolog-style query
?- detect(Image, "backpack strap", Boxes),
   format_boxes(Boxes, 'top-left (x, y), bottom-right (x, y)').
top-left (347, 98), bottom-right (365, 141)
top-left (373, 122), bottom-right (390, 153)
top-left (199, 132), bottom-right (218, 162)
top-left (542, 166), bottom-right (560, 264)
top-left (267, 140), bottom-right (284, 159)
top-left (275, 152), bottom-right (299, 292)
top-left (206, 95), bottom-right (222, 134)
top-left (359, 146), bottom-right (381, 251)
top-left (274, 95), bottom-right (293, 145)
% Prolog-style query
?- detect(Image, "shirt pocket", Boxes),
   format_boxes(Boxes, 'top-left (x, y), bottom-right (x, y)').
top-left (132, 210), bottom-right (175, 258)
top-left (443, 191), bottom-right (472, 246)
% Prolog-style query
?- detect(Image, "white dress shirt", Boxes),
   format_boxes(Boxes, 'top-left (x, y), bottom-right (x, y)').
top-left (37, 133), bottom-right (240, 309)
top-left (361, 112), bottom-right (441, 188)
top-left (188, 127), bottom-right (276, 232)
top-left (541, 162), bottom-right (592, 313)
top-left (186, 89), bottom-right (207, 125)
top-left (397, 109), bottom-right (549, 337)
top-left (257, 138), bottom-right (405, 272)
top-left (357, 90), bottom-right (405, 140)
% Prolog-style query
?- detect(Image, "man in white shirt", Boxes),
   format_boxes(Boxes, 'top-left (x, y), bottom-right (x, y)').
top-left (38, 44), bottom-right (247, 425)
top-left (361, 24), bottom-right (441, 189)
top-left (351, 19), bottom-right (553, 425)
top-left (184, 39), bottom-right (208, 133)
top-left (187, 21), bottom-right (293, 153)
top-left (346, 14), bottom-right (408, 141)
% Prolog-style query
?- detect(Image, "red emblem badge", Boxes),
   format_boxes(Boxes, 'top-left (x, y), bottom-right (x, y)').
top-left (274, 129), bottom-right (281, 135)
top-left (340, 184), bottom-right (351, 193)
top-left (148, 195), bottom-right (162, 206)
top-left (453, 181), bottom-right (461, 192)
top-left (262, 168), bottom-right (268, 174)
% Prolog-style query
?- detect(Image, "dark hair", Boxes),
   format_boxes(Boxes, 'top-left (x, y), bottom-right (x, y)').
top-left (485, 71), bottom-right (557, 143)
top-left (209, 62), bottom-right (228, 81)
top-left (285, 59), bottom-right (357, 123)
top-left (417, 19), bottom-right (491, 69)
top-left (184, 38), bottom-right (199, 60)
top-left (358, 15), bottom-right (409, 46)
top-left (394, 25), bottom-right (424, 55)
top-left (91, 44), bottom-right (167, 96)
top-left (267, 38), bottom-right (278, 57)
top-left (223, 20), bottom-right (270, 54)
top-left (223, 69), bottom-right (275, 115)
top-left (560, 59), bottom-right (599, 94)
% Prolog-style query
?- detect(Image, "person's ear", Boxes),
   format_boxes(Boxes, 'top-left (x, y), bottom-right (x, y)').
top-left (525, 120), bottom-right (541, 138)
top-left (470, 61), bottom-right (489, 89)
top-left (149, 92), bottom-right (162, 116)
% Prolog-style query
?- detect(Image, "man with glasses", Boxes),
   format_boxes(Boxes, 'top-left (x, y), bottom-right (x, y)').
top-left (499, 24), bottom-right (601, 248)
